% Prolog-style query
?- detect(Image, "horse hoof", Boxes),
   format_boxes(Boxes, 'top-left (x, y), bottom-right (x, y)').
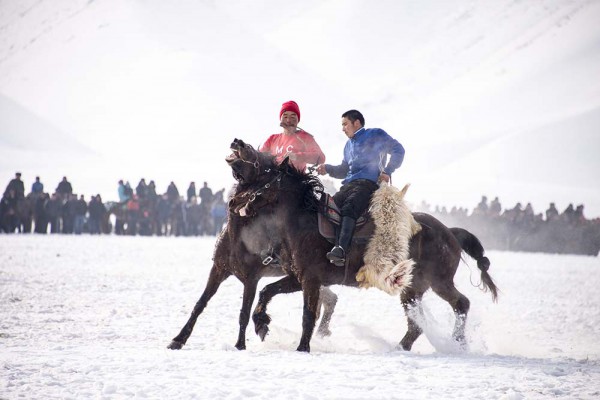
top-left (453, 336), bottom-right (468, 352)
top-left (296, 344), bottom-right (310, 353)
top-left (399, 340), bottom-right (412, 351)
top-left (256, 325), bottom-right (269, 341)
top-left (235, 342), bottom-right (246, 351)
top-left (167, 340), bottom-right (184, 350)
top-left (317, 327), bottom-right (332, 337)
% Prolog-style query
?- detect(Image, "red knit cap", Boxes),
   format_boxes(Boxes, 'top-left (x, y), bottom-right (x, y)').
top-left (279, 100), bottom-right (300, 122)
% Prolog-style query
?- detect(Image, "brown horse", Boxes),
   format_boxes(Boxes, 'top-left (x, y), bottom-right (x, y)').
top-left (225, 138), bottom-right (498, 352)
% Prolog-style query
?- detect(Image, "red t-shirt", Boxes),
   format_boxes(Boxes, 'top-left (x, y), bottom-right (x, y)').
top-left (259, 130), bottom-right (326, 171)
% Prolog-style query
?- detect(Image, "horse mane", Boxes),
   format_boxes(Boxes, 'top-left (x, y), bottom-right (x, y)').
top-left (229, 146), bottom-right (324, 213)
top-left (277, 159), bottom-right (324, 213)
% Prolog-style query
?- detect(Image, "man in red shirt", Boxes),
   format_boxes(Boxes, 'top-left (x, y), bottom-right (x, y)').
top-left (257, 100), bottom-right (326, 267)
top-left (259, 100), bottom-right (326, 171)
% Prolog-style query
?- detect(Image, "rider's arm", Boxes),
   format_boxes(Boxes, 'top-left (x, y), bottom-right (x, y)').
top-left (324, 160), bottom-right (349, 179)
top-left (382, 133), bottom-right (405, 175)
top-left (259, 134), bottom-right (277, 153)
top-left (291, 132), bottom-right (326, 165)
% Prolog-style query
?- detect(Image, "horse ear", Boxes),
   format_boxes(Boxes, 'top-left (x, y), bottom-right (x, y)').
top-left (280, 155), bottom-right (291, 167)
top-left (399, 183), bottom-right (411, 199)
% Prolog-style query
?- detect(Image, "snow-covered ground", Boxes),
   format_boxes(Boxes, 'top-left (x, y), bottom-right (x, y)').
top-left (1, 0), bottom-right (600, 217)
top-left (1, 235), bottom-right (599, 399)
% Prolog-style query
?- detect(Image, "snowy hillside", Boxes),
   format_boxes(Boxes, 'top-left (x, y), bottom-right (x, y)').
top-left (0, 94), bottom-right (90, 152)
top-left (1, 0), bottom-right (599, 216)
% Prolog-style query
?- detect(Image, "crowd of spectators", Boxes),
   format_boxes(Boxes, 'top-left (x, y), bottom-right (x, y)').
top-left (0, 173), bottom-right (227, 237)
top-left (417, 195), bottom-right (600, 256)
top-left (2, 173), bottom-right (599, 256)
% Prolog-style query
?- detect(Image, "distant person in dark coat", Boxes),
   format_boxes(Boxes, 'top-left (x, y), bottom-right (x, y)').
top-left (187, 182), bottom-right (197, 203)
top-left (199, 182), bottom-right (213, 209)
top-left (489, 197), bottom-right (502, 217)
top-left (61, 194), bottom-right (77, 234)
top-left (156, 194), bottom-right (171, 236)
top-left (562, 203), bottom-right (575, 224)
top-left (33, 193), bottom-right (49, 233)
top-left (124, 181), bottom-right (134, 199)
top-left (136, 179), bottom-right (148, 200)
top-left (166, 182), bottom-right (180, 203)
top-left (45, 193), bottom-right (62, 233)
top-left (73, 195), bottom-right (88, 234)
top-left (88, 195), bottom-right (106, 234)
top-left (4, 172), bottom-right (25, 199)
top-left (574, 204), bottom-right (586, 225)
top-left (473, 195), bottom-right (489, 216)
top-left (147, 180), bottom-right (158, 202)
top-left (0, 189), bottom-right (19, 232)
top-left (545, 203), bottom-right (559, 222)
top-left (56, 177), bottom-right (73, 200)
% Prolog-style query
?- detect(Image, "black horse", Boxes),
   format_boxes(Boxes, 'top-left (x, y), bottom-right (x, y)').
top-left (225, 138), bottom-right (498, 353)
top-left (167, 151), bottom-right (338, 350)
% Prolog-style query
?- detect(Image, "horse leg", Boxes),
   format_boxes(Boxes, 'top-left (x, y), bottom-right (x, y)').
top-left (252, 278), bottom-right (337, 341)
top-left (316, 287), bottom-right (337, 337)
top-left (432, 283), bottom-right (470, 348)
top-left (297, 278), bottom-right (321, 353)
top-left (400, 289), bottom-right (425, 351)
top-left (167, 265), bottom-right (231, 350)
top-left (234, 279), bottom-right (259, 350)
top-left (252, 275), bottom-right (302, 341)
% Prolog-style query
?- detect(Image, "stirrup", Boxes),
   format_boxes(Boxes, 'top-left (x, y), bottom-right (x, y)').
top-left (262, 255), bottom-right (274, 265)
top-left (260, 249), bottom-right (280, 266)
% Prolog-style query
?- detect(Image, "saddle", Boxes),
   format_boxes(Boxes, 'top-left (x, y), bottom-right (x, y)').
top-left (318, 193), bottom-right (374, 244)
top-left (261, 193), bottom-right (374, 267)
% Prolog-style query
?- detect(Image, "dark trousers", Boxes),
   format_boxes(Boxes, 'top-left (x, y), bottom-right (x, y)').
top-left (49, 216), bottom-right (60, 233)
top-left (333, 179), bottom-right (379, 220)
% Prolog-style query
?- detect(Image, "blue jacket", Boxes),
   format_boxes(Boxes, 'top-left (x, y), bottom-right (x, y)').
top-left (31, 181), bottom-right (44, 194)
top-left (325, 127), bottom-right (405, 184)
top-left (118, 184), bottom-right (129, 202)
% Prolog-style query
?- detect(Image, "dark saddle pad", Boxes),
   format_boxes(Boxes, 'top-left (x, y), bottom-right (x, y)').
top-left (318, 193), bottom-right (374, 244)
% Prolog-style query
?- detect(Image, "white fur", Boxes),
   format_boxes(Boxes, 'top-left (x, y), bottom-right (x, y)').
top-left (356, 184), bottom-right (421, 296)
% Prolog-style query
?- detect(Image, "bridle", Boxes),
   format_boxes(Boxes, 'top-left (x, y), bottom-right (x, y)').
top-left (238, 152), bottom-right (261, 170)
top-left (235, 169), bottom-right (284, 217)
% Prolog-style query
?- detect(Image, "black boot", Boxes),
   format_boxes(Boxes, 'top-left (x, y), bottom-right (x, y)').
top-left (327, 217), bottom-right (356, 266)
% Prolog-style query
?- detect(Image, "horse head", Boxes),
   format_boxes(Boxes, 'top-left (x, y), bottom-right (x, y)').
top-left (225, 138), bottom-right (279, 216)
top-left (225, 138), bottom-right (270, 185)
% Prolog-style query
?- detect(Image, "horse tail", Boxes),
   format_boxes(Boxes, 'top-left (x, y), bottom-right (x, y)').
top-left (450, 227), bottom-right (499, 303)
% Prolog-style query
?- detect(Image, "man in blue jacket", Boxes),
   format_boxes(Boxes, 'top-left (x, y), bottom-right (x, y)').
top-left (317, 109), bottom-right (405, 266)
top-left (31, 176), bottom-right (44, 195)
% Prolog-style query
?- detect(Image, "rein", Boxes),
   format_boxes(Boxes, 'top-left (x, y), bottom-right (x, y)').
top-left (239, 155), bottom-right (261, 170)
top-left (235, 169), bottom-right (284, 217)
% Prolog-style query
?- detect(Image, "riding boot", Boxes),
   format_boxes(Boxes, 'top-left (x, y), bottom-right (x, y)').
top-left (327, 217), bottom-right (356, 266)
